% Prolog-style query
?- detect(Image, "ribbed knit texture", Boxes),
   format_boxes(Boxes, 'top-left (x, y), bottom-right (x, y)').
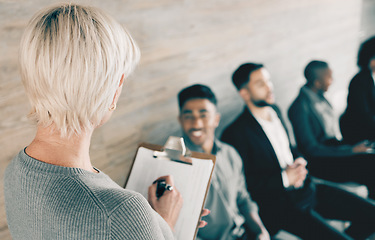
top-left (4, 149), bottom-right (174, 240)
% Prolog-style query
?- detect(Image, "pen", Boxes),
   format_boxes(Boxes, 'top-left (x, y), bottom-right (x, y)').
top-left (154, 179), bottom-right (173, 198)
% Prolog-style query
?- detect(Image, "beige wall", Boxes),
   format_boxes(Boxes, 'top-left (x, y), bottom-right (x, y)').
top-left (0, 0), bottom-right (370, 238)
top-left (361, 0), bottom-right (375, 39)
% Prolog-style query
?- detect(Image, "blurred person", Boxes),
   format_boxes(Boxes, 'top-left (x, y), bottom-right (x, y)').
top-left (288, 60), bottom-right (375, 198)
top-left (178, 84), bottom-right (270, 240)
top-left (221, 63), bottom-right (375, 240)
top-left (340, 36), bottom-right (375, 143)
top-left (3, 4), bottom-right (210, 239)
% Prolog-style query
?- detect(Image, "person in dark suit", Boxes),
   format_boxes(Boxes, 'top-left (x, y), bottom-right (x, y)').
top-left (288, 60), bottom-right (375, 198)
top-left (221, 63), bottom-right (375, 240)
top-left (340, 36), bottom-right (375, 144)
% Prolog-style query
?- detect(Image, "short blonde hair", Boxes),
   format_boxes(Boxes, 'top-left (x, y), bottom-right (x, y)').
top-left (20, 3), bottom-right (140, 137)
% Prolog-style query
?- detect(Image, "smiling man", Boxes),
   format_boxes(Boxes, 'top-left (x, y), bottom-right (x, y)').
top-left (177, 84), bottom-right (270, 240)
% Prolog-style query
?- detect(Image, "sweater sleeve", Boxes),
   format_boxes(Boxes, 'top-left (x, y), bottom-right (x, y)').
top-left (110, 193), bottom-right (174, 240)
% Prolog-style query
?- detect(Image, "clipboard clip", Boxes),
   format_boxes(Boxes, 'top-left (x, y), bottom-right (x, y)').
top-left (153, 136), bottom-right (193, 165)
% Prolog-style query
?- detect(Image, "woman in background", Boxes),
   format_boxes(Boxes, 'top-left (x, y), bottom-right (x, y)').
top-left (340, 36), bottom-right (375, 144)
top-left (4, 4), bottom-right (194, 239)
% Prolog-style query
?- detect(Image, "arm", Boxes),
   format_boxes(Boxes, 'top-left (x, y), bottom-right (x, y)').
top-left (238, 175), bottom-right (270, 240)
top-left (288, 100), bottom-right (355, 158)
top-left (347, 75), bottom-right (375, 129)
top-left (221, 127), bottom-right (285, 199)
top-left (110, 193), bottom-right (175, 240)
top-left (247, 212), bottom-right (270, 240)
top-left (230, 149), bottom-right (269, 240)
top-left (290, 146), bottom-right (303, 159)
top-left (232, 145), bottom-right (258, 214)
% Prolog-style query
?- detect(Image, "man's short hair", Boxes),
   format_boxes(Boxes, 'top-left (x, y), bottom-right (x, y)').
top-left (20, 3), bottom-right (140, 137)
top-left (178, 84), bottom-right (217, 110)
top-left (357, 36), bottom-right (375, 70)
top-left (304, 60), bottom-right (329, 86)
top-left (232, 63), bottom-right (264, 90)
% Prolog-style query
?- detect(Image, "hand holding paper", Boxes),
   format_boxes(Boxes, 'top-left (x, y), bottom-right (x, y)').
top-left (125, 138), bottom-right (216, 240)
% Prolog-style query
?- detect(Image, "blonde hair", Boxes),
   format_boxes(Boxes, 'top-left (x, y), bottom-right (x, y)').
top-left (19, 3), bottom-right (140, 138)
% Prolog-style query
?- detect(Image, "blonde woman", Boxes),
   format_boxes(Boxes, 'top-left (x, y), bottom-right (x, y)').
top-left (4, 4), bottom-right (206, 239)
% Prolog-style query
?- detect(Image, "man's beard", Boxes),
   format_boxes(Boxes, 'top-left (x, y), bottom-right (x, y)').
top-left (251, 98), bottom-right (271, 107)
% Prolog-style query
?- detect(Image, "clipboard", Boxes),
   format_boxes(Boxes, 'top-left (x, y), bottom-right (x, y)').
top-left (124, 136), bottom-right (216, 240)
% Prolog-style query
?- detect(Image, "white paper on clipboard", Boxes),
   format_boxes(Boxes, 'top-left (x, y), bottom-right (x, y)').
top-left (125, 139), bottom-right (215, 240)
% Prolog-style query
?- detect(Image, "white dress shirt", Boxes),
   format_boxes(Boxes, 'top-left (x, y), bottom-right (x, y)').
top-left (255, 108), bottom-right (295, 188)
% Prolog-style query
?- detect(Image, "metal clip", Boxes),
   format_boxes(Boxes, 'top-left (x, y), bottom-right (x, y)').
top-left (153, 136), bottom-right (192, 165)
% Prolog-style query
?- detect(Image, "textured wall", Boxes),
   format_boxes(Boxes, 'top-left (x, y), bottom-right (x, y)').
top-left (361, 0), bottom-right (375, 39)
top-left (0, 0), bottom-right (370, 238)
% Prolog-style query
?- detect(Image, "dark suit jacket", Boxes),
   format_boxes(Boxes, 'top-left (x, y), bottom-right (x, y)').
top-left (221, 106), bottom-right (315, 222)
top-left (288, 87), bottom-right (354, 159)
top-left (340, 70), bottom-right (375, 143)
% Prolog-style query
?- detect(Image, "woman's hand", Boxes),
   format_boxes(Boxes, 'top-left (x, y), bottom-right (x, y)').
top-left (148, 175), bottom-right (183, 231)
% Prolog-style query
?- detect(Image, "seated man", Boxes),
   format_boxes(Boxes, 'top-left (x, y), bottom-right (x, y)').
top-left (340, 36), bottom-right (375, 143)
top-left (177, 84), bottom-right (270, 240)
top-left (221, 63), bottom-right (375, 240)
top-left (288, 60), bottom-right (375, 198)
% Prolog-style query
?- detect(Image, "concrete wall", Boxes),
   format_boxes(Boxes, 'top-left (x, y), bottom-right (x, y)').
top-left (361, 0), bottom-right (375, 39)
top-left (0, 0), bottom-right (371, 238)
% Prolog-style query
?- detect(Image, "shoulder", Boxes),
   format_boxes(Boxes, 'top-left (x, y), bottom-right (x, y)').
top-left (216, 140), bottom-right (244, 169)
top-left (289, 90), bottom-right (308, 108)
top-left (288, 89), bottom-right (309, 110)
top-left (288, 94), bottom-right (309, 117)
top-left (83, 177), bottom-right (148, 214)
top-left (221, 121), bottom-right (244, 148)
top-left (350, 71), bottom-right (371, 87)
top-left (4, 152), bottom-right (18, 180)
top-left (109, 190), bottom-right (153, 217)
top-left (224, 115), bottom-right (243, 130)
top-left (222, 110), bottom-right (248, 136)
top-left (217, 140), bottom-right (241, 158)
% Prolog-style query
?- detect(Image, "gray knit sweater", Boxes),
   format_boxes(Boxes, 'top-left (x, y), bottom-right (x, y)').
top-left (4, 149), bottom-right (174, 240)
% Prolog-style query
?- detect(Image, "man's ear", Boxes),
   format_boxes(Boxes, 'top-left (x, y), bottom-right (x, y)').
top-left (239, 88), bottom-right (250, 102)
top-left (313, 78), bottom-right (322, 89)
top-left (214, 112), bottom-right (221, 128)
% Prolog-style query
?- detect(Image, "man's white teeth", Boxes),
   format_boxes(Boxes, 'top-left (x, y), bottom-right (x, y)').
top-left (191, 131), bottom-right (203, 137)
